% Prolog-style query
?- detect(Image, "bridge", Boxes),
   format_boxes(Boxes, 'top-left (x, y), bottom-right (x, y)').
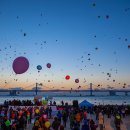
top-left (0, 83), bottom-right (130, 96)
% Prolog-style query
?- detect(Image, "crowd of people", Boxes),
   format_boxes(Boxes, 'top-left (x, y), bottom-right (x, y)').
top-left (4, 99), bottom-right (57, 106)
top-left (0, 99), bottom-right (130, 130)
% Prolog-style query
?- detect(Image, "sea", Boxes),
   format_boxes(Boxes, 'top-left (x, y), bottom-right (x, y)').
top-left (0, 95), bottom-right (130, 105)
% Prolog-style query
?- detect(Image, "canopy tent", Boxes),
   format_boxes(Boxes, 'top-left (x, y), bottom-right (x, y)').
top-left (79, 100), bottom-right (94, 108)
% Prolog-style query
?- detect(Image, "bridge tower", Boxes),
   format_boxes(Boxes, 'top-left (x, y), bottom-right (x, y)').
top-left (10, 90), bottom-right (17, 96)
top-left (109, 90), bottom-right (116, 96)
top-left (90, 83), bottom-right (93, 96)
top-left (36, 83), bottom-right (38, 95)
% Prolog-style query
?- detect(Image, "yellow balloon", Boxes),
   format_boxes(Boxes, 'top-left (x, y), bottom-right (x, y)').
top-left (35, 109), bottom-right (39, 114)
top-left (45, 121), bottom-right (51, 128)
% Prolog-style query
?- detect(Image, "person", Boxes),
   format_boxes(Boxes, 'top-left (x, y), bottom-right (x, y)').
top-left (57, 111), bottom-right (62, 123)
top-left (69, 112), bottom-right (75, 129)
top-left (75, 112), bottom-right (81, 128)
top-left (61, 101), bottom-right (64, 106)
top-left (62, 111), bottom-right (67, 127)
top-left (60, 124), bottom-right (64, 130)
top-left (17, 116), bottom-right (25, 130)
top-left (122, 109), bottom-right (125, 118)
top-left (53, 101), bottom-right (56, 105)
top-left (98, 112), bottom-right (104, 130)
top-left (72, 119), bottom-right (80, 130)
top-left (50, 101), bottom-right (52, 106)
top-left (52, 117), bottom-right (60, 130)
top-left (48, 107), bottom-right (52, 119)
top-left (114, 114), bottom-right (123, 130)
top-left (11, 122), bottom-right (17, 130)
top-left (33, 118), bottom-right (40, 130)
top-left (81, 118), bottom-right (89, 130)
top-left (90, 119), bottom-right (98, 130)
top-left (95, 109), bottom-right (99, 120)
top-left (83, 111), bottom-right (87, 119)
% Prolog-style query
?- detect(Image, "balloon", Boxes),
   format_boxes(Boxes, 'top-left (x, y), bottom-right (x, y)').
top-left (65, 75), bottom-right (70, 80)
top-left (42, 100), bottom-right (48, 105)
top-left (37, 65), bottom-right (42, 70)
top-left (125, 38), bottom-right (128, 42)
top-left (35, 109), bottom-right (39, 114)
top-left (75, 79), bottom-right (79, 83)
top-left (45, 121), bottom-right (51, 128)
top-left (19, 111), bottom-right (22, 116)
top-left (27, 115), bottom-right (30, 119)
top-left (43, 114), bottom-right (47, 119)
top-left (92, 3), bottom-right (96, 7)
top-left (128, 45), bottom-right (130, 49)
top-left (11, 113), bottom-right (15, 119)
top-left (5, 120), bottom-right (11, 127)
top-left (113, 80), bottom-right (115, 82)
top-left (13, 56), bottom-right (29, 74)
top-left (106, 15), bottom-right (109, 19)
top-left (46, 63), bottom-right (51, 68)
top-left (116, 115), bottom-right (121, 119)
top-left (23, 33), bottom-right (26, 36)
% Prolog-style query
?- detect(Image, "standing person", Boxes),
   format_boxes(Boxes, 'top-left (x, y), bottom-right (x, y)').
top-left (57, 111), bottom-right (62, 124)
top-left (69, 112), bottom-right (75, 129)
top-left (62, 111), bottom-right (67, 128)
top-left (48, 107), bottom-right (52, 119)
top-left (75, 112), bottom-right (81, 128)
top-left (95, 109), bottom-right (99, 120)
top-left (33, 118), bottom-right (40, 130)
top-left (114, 114), bottom-right (123, 130)
top-left (53, 101), bottom-right (56, 106)
top-left (122, 109), bottom-right (125, 118)
top-left (98, 112), bottom-right (104, 130)
top-left (81, 118), bottom-right (89, 130)
top-left (52, 117), bottom-right (60, 130)
top-left (90, 119), bottom-right (98, 130)
top-left (61, 101), bottom-right (64, 106)
top-left (18, 116), bottom-right (25, 130)
top-left (60, 125), bottom-right (64, 130)
top-left (72, 119), bottom-right (80, 130)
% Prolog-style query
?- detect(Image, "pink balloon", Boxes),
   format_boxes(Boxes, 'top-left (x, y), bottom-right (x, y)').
top-left (13, 56), bottom-right (29, 74)
top-left (46, 63), bottom-right (51, 68)
top-left (43, 114), bottom-right (47, 119)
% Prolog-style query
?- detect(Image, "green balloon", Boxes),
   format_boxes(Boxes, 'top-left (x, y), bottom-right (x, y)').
top-left (42, 100), bottom-right (48, 105)
top-left (5, 120), bottom-right (11, 127)
top-left (27, 115), bottom-right (30, 119)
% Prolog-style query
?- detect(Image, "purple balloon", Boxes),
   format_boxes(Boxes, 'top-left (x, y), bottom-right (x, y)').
top-left (75, 79), bottom-right (79, 83)
top-left (13, 56), bottom-right (29, 74)
top-left (46, 63), bottom-right (51, 68)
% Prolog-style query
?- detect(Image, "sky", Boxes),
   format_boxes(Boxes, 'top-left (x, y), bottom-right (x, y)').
top-left (0, 0), bottom-right (130, 90)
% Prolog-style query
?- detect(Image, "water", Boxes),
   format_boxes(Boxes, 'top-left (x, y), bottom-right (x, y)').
top-left (0, 95), bottom-right (130, 105)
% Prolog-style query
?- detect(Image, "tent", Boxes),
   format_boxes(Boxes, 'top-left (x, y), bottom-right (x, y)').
top-left (79, 100), bottom-right (94, 108)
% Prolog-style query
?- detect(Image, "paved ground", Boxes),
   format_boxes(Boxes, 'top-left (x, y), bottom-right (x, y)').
top-left (26, 114), bottom-right (130, 130)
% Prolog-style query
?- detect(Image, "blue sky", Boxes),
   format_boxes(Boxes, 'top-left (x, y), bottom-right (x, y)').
top-left (0, 0), bottom-right (130, 90)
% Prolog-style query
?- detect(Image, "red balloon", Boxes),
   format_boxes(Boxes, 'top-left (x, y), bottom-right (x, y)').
top-left (46, 63), bottom-right (51, 68)
top-left (65, 75), bottom-right (70, 80)
top-left (128, 45), bottom-right (130, 49)
top-left (13, 56), bottom-right (29, 74)
top-left (75, 79), bottom-right (79, 83)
